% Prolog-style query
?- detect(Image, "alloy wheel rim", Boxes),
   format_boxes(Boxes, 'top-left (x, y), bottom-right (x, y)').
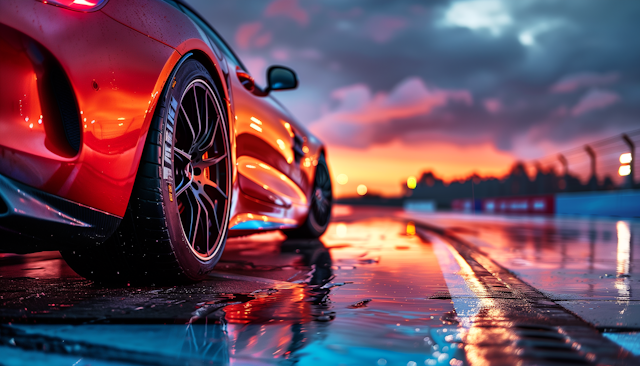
top-left (173, 79), bottom-right (230, 261)
top-left (311, 162), bottom-right (332, 227)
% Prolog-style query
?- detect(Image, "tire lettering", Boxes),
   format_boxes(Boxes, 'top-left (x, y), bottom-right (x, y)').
top-left (163, 96), bottom-right (178, 182)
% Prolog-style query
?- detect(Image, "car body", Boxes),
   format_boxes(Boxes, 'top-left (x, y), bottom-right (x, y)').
top-left (0, 0), bottom-right (332, 281)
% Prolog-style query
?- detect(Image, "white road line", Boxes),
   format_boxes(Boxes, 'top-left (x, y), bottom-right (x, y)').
top-left (426, 232), bottom-right (488, 329)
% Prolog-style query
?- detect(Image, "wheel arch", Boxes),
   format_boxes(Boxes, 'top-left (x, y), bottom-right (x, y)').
top-left (124, 47), bottom-right (236, 207)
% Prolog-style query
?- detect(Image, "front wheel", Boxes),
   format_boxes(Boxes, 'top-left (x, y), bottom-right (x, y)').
top-left (62, 59), bottom-right (232, 283)
top-left (284, 155), bottom-right (332, 239)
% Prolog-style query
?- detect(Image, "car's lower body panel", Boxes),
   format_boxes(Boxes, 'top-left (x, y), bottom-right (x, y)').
top-left (0, 173), bottom-right (121, 253)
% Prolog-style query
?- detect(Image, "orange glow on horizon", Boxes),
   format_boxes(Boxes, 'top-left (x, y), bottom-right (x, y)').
top-left (328, 141), bottom-right (515, 198)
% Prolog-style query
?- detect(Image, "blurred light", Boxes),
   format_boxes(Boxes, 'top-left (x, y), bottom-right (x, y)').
top-left (357, 184), bottom-right (367, 196)
top-left (246, 164), bottom-right (256, 169)
top-left (407, 176), bottom-right (417, 189)
top-left (283, 122), bottom-right (294, 137)
top-left (616, 221), bottom-right (631, 299)
top-left (336, 174), bottom-right (348, 185)
top-left (117, 117), bottom-right (125, 120)
top-left (620, 153), bottom-right (632, 164)
top-left (617, 221), bottom-right (631, 275)
top-left (406, 222), bottom-right (416, 236)
top-left (619, 165), bottom-right (631, 176)
top-left (250, 123), bottom-right (262, 132)
top-left (258, 163), bottom-right (270, 170)
top-left (276, 139), bottom-right (285, 150)
top-left (336, 223), bottom-right (347, 238)
top-left (302, 146), bottom-right (309, 154)
top-left (250, 116), bottom-right (262, 125)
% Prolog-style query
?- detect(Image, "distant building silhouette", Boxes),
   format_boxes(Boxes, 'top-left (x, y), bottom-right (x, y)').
top-left (405, 162), bottom-right (622, 209)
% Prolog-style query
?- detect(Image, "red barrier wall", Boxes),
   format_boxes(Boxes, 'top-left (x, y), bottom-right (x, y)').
top-left (452, 195), bottom-right (555, 214)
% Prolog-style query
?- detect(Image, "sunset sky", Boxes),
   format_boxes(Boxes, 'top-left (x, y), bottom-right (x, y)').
top-left (186, 0), bottom-right (640, 197)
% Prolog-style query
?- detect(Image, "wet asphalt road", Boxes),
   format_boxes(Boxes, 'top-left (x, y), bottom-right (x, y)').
top-left (1, 205), bottom-right (639, 365)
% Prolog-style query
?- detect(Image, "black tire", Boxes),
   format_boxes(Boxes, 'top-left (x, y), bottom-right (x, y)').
top-left (284, 155), bottom-right (332, 239)
top-left (62, 58), bottom-right (232, 284)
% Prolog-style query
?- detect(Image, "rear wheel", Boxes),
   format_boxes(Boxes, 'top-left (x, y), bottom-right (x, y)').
top-left (284, 155), bottom-right (332, 239)
top-left (62, 59), bottom-right (231, 283)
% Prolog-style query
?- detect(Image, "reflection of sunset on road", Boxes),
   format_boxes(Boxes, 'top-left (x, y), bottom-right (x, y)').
top-left (203, 218), bottom-right (467, 365)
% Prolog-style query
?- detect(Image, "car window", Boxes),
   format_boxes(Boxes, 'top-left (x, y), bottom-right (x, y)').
top-left (175, 2), bottom-right (246, 70)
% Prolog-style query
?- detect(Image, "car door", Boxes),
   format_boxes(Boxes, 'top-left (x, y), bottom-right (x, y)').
top-left (177, 4), bottom-right (308, 213)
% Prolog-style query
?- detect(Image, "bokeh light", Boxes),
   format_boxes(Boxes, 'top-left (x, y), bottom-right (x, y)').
top-left (337, 174), bottom-right (348, 185)
top-left (356, 184), bottom-right (367, 196)
top-left (406, 222), bottom-right (416, 236)
top-left (620, 153), bottom-right (632, 164)
top-left (407, 176), bottom-right (417, 189)
top-left (619, 165), bottom-right (631, 176)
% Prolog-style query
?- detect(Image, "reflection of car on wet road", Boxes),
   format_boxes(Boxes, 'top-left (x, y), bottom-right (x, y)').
top-left (0, 0), bottom-right (332, 283)
top-left (1, 207), bottom-right (639, 364)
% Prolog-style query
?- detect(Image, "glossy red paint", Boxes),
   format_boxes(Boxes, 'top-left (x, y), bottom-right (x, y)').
top-left (0, 0), bottom-right (326, 238)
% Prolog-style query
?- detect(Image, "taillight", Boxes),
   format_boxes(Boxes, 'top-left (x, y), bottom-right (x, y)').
top-left (40, 0), bottom-right (108, 12)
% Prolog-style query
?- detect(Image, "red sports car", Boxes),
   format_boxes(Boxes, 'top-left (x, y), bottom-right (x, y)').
top-left (0, 0), bottom-right (332, 283)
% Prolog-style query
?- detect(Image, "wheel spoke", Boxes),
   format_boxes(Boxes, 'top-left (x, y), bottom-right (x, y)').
top-left (193, 87), bottom-right (204, 150)
top-left (199, 115), bottom-right (219, 152)
top-left (195, 153), bottom-right (227, 169)
top-left (175, 147), bottom-right (191, 161)
top-left (202, 176), bottom-right (228, 200)
top-left (192, 191), bottom-right (210, 249)
top-left (198, 187), bottom-right (219, 236)
top-left (190, 191), bottom-right (201, 247)
top-left (176, 180), bottom-right (192, 198)
top-left (182, 190), bottom-right (199, 244)
top-left (213, 200), bottom-right (220, 233)
top-left (180, 104), bottom-right (196, 145)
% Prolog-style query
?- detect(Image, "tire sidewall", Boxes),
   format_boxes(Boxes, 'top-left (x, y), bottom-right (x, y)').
top-left (158, 59), bottom-right (231, 280)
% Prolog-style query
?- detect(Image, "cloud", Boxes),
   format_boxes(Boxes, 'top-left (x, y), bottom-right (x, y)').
top-left (366, 16), bottom-right (407, 43)
top-left (440, 0), bottom-right (513, 35)
top-left (265, 0), bottom-right (309, 26)
top-left (550, 72), bottom-right (619, 93)
top-left (187, 0), bottom-right (640, 162)
top-left (571, 88), bottom-right (620, 116)
top-left (235, 22), bottom-right (264, 49)
top-left (483, 98), bottom-right (502, 113)
top-left (318, 77), bottom-right (472, 125)
top-left (310, 77), bottom-right (473, 148)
